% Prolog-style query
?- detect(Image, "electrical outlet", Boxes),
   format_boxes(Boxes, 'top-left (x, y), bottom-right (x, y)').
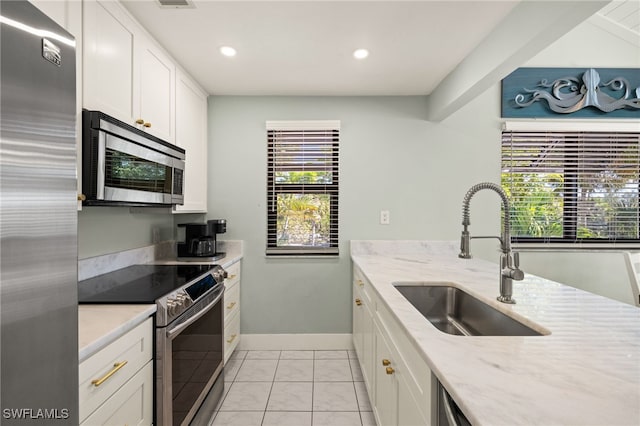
top-left (380, 210), bottom-right (390, 225)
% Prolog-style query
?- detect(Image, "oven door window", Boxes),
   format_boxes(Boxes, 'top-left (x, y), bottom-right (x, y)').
top-left (171, 298), bottom-right (223, 425)
top-left (105, 148), bottom-right (172, 193)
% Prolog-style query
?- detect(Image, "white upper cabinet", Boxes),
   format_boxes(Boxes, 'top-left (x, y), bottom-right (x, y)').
top-left (174, 69), bottom-right (208, 213)
top-left (137, 37), bottom-right (176, 143)
top-left (83, 0), bottom-right (136, 122)
top-left (81, 0), bottom-right (207, 209)
top-left (83, 0), bottom-right (176, 143)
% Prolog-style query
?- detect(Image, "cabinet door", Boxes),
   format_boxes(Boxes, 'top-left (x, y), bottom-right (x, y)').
top-left (173, 70), bottom-right (208, 213)
top-left (362, 300), bottom-right (375, 391)
top-left (80, 361), bottom-right (153, 426)
top-left (137, 37), bottom-right (176, 142)
top-left (352, 284), bottom-right (364, 358)
top-left (83, 0), bottom-right (136, 123)
top-left (397, 371), bottom-right (431, 426)
top-left (374, 322), bottom-right (398, 426)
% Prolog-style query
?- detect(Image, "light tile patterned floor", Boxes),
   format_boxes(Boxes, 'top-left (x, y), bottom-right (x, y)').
top-left (210, 349), bottom-right (375, 426)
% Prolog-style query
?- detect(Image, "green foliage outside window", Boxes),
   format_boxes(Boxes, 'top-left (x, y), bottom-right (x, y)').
top-left (275, 171), bottom-right (332, 247)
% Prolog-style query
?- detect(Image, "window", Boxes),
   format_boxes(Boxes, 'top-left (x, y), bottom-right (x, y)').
top-left (266, 121), bottom-right (339, 255)
top-left (501, 126), bottom-right (640, 245)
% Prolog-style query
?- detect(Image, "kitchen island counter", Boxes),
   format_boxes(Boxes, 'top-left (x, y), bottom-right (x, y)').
top-left (351, 240), bottom-right (640, 426)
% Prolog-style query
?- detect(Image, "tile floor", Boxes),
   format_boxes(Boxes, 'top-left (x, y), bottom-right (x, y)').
top-left (210, 349), bottom-right (375, 426)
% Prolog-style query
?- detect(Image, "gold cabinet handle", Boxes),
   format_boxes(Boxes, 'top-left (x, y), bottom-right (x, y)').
top-left (135, 118), bottom-right (144, 125)
top-left (357, 279), bottom-right (364, 287)
top-left (386, 367), bottom-right (395, 375)
top-left (382, 359), bottom-right (391, 366)
top-left (226, 334), bottom-right (237, 344)
top-left (227, 301), bottom-right (236, 310)
top-left (77, 194), bottom-right (86, 201)
top-left (143, 122), bottom-right (151, 128)
top-left (91, 361), bottom-right (127, 387)
top-left (228, 274), bottom-right (237, 280)
top-left (355, 298), bottom-right (362, 306)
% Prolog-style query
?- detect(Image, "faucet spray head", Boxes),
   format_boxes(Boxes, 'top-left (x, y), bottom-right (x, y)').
top-left (459, 229), bottom-right (472, 259)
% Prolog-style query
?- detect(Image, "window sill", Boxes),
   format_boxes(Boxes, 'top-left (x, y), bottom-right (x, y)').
top-left (513, 242), bottom-right (640, 251)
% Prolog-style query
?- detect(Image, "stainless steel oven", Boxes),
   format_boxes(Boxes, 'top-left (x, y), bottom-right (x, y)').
top-left (78, 264), bottom-right (227, 426)
top-left (157, 280), bottom-right (224, 426)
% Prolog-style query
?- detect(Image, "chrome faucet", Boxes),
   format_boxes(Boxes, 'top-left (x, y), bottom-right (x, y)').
top-left (458, 182), bottom-right (524, 304)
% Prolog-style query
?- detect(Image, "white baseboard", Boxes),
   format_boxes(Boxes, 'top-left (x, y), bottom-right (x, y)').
top-left (237, 333), bottom-right (354, 351)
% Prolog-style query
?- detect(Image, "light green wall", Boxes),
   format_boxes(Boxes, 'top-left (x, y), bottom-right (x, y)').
top-left (77, 207), bottom-right (175, 259)
top-left (207, 95), bottom-right (504, 334)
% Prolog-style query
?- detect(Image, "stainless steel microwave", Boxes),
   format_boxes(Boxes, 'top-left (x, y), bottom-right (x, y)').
top-left (82, 110), bottom-right (185, 206)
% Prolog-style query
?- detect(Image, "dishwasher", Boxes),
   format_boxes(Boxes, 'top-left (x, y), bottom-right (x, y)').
top-left (436, 380), bottom-right (472, 426)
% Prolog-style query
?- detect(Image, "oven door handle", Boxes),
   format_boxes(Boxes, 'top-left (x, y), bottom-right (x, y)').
top-left (166, 287), bottom-right (224, 339)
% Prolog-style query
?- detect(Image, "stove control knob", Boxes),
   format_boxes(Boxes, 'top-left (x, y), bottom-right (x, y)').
top-left (167, 299), bottom-right (177, 316)
top-left (177, 292), bottom-right (192, 307)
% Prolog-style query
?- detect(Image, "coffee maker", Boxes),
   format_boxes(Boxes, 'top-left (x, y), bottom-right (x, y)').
top-left (177, 219), bottom-right (226, 260)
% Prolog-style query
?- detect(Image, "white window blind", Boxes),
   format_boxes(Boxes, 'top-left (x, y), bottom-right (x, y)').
top-left (501, 129), bottom-right (640, 244)
top-left (266, 121), bottom-right (340, 255)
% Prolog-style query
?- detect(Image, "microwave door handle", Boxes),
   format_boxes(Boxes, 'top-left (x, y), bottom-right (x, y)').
top-left (166, 287), bottom-right (224, 339)
top-left (97, 131), bottom-right (106, 200)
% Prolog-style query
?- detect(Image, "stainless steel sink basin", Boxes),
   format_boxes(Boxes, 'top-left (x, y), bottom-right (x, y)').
top-left (394, 284), bottom-right (545, 336)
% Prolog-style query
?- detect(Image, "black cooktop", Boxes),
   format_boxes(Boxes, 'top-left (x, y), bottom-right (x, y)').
top-left (78, 264), bottom-right (216, 304)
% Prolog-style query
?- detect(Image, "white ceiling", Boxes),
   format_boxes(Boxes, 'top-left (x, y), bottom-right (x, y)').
top-left (120, 0), bottom-right (634, 98)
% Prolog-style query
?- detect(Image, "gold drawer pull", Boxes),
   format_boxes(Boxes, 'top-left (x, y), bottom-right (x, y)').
top-left (357, 279), bottom-right (364, 287)
top-left (382, 359), bottom-right (391, 366)
top-left (135, 118), bottom-right (144, 125)
top-left (228, 274), bottom-right (237, 280)
top-left (355, 299), bottom-right (362, 306)
top-left (227, 301), bottom-right (236, 310)
top-left (143, 122), bottom-right (151, 128)
top-left (386, 367), bottom-right (395, 375)
top-left (91, 361), bottom-right (128, 387)
top-left (226, 334), bottom-right (237, 344)
top-left (77, 194), bottom-right (86, 201)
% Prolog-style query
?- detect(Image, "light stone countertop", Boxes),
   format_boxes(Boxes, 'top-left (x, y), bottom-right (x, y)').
top-left (351, 240), bottom-right (640, 426)
top-left (78, 241), bottom-right (243, 361)
top-left (151, 240), bottom-right (243, 269)
top-left (78, 304), bottom-right (156, 362)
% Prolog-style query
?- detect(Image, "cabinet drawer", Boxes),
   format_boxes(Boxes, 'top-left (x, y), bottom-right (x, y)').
top-left (225, 261), bottom-right (241, 286)
top-left (224, 280), bottom-right (240, 322)
top-left (79, 318), bottom-right (153, 422)
top-left (376, 303), bottom-right (431, 419)
top-left (354, 269), bottom-right (374, 309)
top-left (80, 361), bottom-right (153, 426)
top-left (224, 311), bottom-right (240, 363)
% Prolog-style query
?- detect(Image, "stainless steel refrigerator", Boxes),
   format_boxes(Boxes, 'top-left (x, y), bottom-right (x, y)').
top-left (1, 1), bottom-right (78, 424)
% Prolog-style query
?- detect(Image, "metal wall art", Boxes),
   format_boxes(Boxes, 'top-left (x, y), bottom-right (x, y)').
top-left (501, 67), bottom-right (640, 119)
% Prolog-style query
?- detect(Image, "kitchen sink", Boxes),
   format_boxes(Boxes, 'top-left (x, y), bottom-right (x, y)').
top-left (394, 283), bottom-right (546, 336)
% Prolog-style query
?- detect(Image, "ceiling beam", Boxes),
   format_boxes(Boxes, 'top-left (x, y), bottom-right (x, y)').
top-left (425, 0), bottom-right (611, 122)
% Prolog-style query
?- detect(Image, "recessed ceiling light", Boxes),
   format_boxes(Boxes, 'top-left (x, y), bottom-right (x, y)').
top-left (353, 49), bottom-right (369, 60)
top-left (220, 46), bottom-right (237, 57)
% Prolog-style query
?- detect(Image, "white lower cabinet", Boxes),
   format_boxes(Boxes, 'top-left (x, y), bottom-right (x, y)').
top-left (81, 362), bottom-right (153, 426)
top-left (353, 269), bottom-right (375, 390)
top-left (353, 266), bottom-right (432, 426)
top-left (224, 261), bottom-right (242, 362)
top-left (79, 318), bottom-right (153, 426)
top-left (374, 322), bottom-right (399, 426)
